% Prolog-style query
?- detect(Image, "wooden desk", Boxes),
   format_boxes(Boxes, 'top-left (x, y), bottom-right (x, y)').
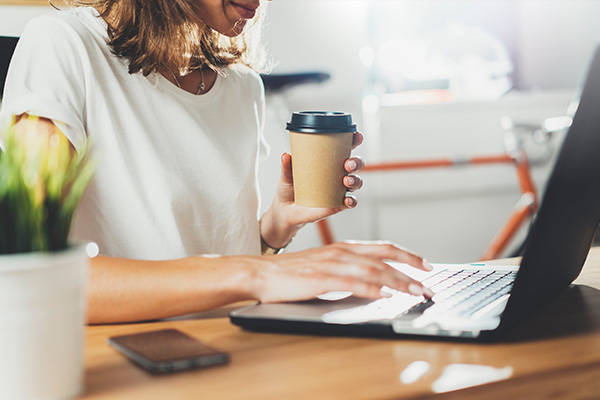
top-left (81, 247), bottom-right (600, 399)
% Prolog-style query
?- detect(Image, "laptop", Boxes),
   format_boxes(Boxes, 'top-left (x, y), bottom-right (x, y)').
top-left (230, 45), bottom-right (600, 341)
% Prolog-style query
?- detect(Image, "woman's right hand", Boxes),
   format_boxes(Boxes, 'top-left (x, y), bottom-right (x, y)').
top-left (249, 241), bottom-right (434, 303)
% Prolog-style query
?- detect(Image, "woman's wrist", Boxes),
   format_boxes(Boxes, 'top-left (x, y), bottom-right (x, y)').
top-left (259, 206), bottom-right (299, 252)
top-left (260, 234), bottom-right (292, 255)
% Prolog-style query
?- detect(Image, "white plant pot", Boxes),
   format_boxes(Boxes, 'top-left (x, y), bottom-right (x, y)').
top-left (0, 244), bottom-right (91, 400)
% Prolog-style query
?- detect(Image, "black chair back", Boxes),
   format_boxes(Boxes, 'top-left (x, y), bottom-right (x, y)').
top-left (0, 36), bottom-right (19, 97)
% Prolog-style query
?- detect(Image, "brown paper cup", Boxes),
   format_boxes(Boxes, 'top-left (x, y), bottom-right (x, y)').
top-left (289, 131), bottom-right (354, 208)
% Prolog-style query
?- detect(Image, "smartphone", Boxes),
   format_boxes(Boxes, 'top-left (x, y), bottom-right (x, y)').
top-left (108, 329), bottom-right (230, 373)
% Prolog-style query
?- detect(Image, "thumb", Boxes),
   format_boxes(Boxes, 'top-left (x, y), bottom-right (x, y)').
top-left (280, 152), bottom-right (293, 184)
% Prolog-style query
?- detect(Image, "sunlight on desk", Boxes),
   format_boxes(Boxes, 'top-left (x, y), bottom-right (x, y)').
top-left (399, 361), bottom-right (430, 384)
top-left (431, 364), bottom-right (513, 393)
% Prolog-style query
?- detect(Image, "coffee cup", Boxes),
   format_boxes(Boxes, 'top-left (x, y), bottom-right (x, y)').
top-left (286, 111), bottom-right (357, 208)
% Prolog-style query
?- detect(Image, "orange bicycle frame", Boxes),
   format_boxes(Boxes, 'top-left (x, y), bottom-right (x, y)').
top-left (316, 149), bottom-right (538, 261)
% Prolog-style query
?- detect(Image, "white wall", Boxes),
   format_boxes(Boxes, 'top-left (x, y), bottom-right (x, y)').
top-left (261, 0), bottom-right (369, 117)
top-left (0, 5), bottom-right (52, 36)
top-left (516, 0), bottom-right (600, 90)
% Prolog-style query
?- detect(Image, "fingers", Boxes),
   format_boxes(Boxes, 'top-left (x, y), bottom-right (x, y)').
top-left (260, 273), bottom-right (385, 303)
top-left (285, 152), bottom-right (363, 174)
top-left (344, 156), bottom-right (364, 173)
top-left (352, 131), bottom-right (364, 150)
top-left (315, 246), bottom-right (428, 297)
top-left (339, 240), bottom-right (433, 273)
top-left (344, 156), bottom-right (364, 192)
top-left (304, 275), bottom-right (397, 301)
top-left (343, 175), bottom-right (363, 192)
top-left (286, 243), bottom-right (434, 299)
top-left (256, 241), bottom-right (435, 304)
top-left (343, 195), bottom-right (357, 208)
top-left (280, 152), bottom-right (293, 183)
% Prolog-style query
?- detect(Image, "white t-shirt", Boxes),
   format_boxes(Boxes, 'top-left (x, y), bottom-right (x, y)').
top-left (0, 7), bottom-right (268, 259)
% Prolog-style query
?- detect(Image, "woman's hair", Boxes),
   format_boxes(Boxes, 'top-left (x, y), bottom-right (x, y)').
top-left (54, 0), bottom-right (268, 76)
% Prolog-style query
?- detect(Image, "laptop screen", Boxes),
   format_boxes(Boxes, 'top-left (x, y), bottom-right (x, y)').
top-left (501, 45), bottom-right (600, 329)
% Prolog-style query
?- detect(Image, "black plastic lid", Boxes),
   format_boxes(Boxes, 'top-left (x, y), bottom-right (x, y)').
top-left (286, 111), bottom-right (357, 134)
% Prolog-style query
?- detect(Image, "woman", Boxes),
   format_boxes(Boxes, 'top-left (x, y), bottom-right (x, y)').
top-left (0, 0), bottom-right (433, 323)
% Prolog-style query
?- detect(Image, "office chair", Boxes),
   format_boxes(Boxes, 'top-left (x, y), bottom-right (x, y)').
top-left (0, 36), bottom-right (19, 97)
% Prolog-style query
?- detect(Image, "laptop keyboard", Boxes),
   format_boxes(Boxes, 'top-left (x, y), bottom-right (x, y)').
top-left (416, 269), bottom-right (517, 317)
top-left (321, 268), bottom-right (518, 326)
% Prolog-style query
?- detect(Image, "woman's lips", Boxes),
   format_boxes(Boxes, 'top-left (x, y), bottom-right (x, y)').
top-left (231, 2), bottom-right (257, 19)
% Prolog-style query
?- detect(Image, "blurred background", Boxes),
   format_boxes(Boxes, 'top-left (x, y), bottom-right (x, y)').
top-left (258, 0), bottom-right (599, 262)
top-left (1, 0), bottom-right (599, 262)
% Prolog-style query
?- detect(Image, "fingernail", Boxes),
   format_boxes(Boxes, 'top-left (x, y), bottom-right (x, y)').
top-left (423, 259), bottom-right (433, 271)
top-left (348, 160), bottom-right (357, 170)
top-left (347, 176), bottom-right (355, 186)
top-left (408, 283), bottom-right (425, 296)
top-left (424, 287), bottom-right (435, 298)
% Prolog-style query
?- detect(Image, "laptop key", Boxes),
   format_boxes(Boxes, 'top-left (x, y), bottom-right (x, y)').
top-left (427, 270), bottom-right (517, 318)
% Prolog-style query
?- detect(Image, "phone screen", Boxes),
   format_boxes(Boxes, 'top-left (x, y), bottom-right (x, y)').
top-left (108, 329), bottom-right (229, 373)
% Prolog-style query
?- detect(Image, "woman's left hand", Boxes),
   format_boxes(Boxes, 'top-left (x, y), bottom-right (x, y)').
top-left (261, 132), bottom-right (365, 248)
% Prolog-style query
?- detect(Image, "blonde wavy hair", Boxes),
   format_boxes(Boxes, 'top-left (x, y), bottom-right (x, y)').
top-left (52, 0), bottom-right (268, 76)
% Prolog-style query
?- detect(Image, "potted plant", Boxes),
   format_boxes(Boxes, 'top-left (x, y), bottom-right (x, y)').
top-left (0, 117), bottom-right (96, 400)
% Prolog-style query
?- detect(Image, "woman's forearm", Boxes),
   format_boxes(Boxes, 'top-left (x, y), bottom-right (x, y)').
top-left (87, 255), bottom-right (258, 324)
top-left (87, 241), bottom-right (435, 324)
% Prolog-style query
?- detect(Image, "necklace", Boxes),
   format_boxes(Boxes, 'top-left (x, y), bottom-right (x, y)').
top-left (167, 66), bottom-right (206, 95)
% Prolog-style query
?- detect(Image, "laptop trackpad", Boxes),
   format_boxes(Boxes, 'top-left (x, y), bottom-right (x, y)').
top-left (234, 292), bottom-right (424, 325)
top-left (236, 296), bottom-right (377, 322)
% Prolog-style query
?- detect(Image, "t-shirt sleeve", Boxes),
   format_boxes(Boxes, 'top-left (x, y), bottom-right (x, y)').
top-left (0, 15), bottom-right (87, 154)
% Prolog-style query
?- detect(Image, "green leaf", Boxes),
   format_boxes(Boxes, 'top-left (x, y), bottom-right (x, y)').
top-left (0, 118), bottom-right (96, 254)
